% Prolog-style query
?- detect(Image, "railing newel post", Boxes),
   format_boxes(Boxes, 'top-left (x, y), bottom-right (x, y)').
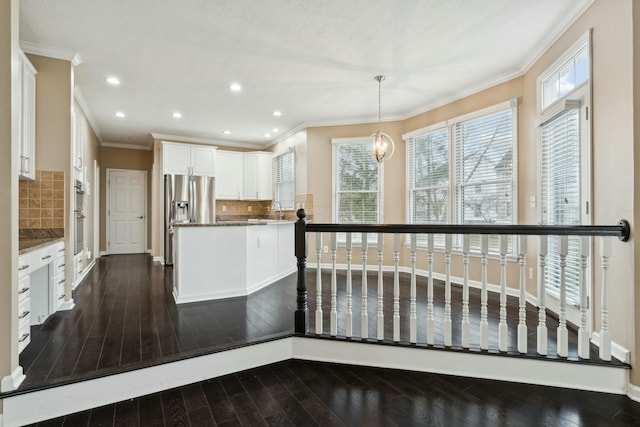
top-left (294, 208), bottom-right (308, 334)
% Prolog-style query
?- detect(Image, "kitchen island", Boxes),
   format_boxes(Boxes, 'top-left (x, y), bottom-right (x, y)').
top-left (172, 220), bottom-right (296, 304)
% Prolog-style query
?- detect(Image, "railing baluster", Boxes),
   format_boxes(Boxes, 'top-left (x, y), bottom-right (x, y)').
top-left (444, 234), bottom-right (452, 347)
top-left (410, 234), bottom-right (417, 344)
top-left (537, 235), bottom-right (548, 355)
top-left (557, 236), bottom-right (569, 358)
top-left (578, 236), bottom-right (590, 359)
top-left (294, 209), bottom-right (308, 334)
top-left (499, 235), bottom-right (508, 352)
top-left (599, 236), bottom-right (612, 361)
top-left (480, 235), bottom-right (489, 350)
top-left (361, 233), bottom-right (368, 339)
top-left (330, 232), bottom-right (338, 337)
top-left (346, 233), bottom-right (353, 338)
top-left (377, 233), bottom-right (384, 341)
top-left (426, 234), bottom-right (435, 345)
top-left (393, 234), bottom-right (400, 342)
top-left (518, 235), bottom-right (527, 354)
top-left (461, 235), bottom-right (470, 349)
top-left (315, 233), bottom-right (323, 334)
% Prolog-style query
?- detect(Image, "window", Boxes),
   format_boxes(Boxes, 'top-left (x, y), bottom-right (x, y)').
top-left (333, 137), bottom-right (382, 243)
top-left (406, 100), bottom-right (517, 251)
top-left (273, 148), bottom-right (295, 210)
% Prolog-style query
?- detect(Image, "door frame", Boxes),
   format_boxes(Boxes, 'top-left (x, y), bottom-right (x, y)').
top-left (106, 168), bottom-right (148, 255)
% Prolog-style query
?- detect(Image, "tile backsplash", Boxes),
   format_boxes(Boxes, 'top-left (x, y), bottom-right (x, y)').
top-left (19, 170), bottom-right (65, 229)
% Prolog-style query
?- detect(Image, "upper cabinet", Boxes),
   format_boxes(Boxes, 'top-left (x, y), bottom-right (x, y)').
top-left (243, 152), bottom-right (272, 200)
top-left (72, 107), bottom-right (84, 179)
top-left (215, 150), bottom-right (243, 200)
top-left (162, 141), bottom-right (216, 176)
top-left (18, 51), bottom-right (37, 180)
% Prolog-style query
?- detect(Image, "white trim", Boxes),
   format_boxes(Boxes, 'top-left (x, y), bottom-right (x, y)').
top-left (58, 299), bottom-right (76, 311)
top-left (591, 331), bottom-right (631, 364)
top-left (331, 136), bottom-right (370, 146)
top-left (446, 98), bottom-right (519, 127)
top-left (153, 255), bottom-right (164, 263)
top-left (19, 41), bottom-right (78, 63)
top-left (99, 251), bottom-right (109, 257)
top-left (402, 120), bottom-right (447, 140)
top-left (72, 259), bottom-right (95, 290)
top-left (627, 383), bottom-right (640, 404)
top-left (272, 145), bottom-right (295, 158)
top-left (73, 87), bottom-right (102, 144)
top-left (535, 98), bottom-right (583, 127)
top-left (1, 339), bottom-right (292, 427)
top-left (151, 132), bottom-right (263, 150)
top-left (0, 366), bottom-right (25, 393)
top-left (292, 337), bottom-right (627, 395)
top-left (101, 141), bottom-right (152, 151)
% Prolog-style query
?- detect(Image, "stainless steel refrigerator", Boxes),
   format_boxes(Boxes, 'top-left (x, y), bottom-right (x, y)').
top-left (164, 174), bottom-right (216, 265)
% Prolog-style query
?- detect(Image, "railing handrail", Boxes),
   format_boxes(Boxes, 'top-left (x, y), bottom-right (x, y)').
top-left (297, 210), bottom-right (630, 242)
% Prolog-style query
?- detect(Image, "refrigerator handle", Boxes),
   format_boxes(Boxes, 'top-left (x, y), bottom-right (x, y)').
top-left (189, 176), bottom-right (196, 223)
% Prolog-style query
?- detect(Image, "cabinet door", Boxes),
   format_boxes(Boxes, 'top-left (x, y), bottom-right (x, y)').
top-left (255, 153), bottom-right (273, 200)
top-left (215, 151), bottom-right (243, 199)
top-left (19, 53), bottom-right (36, 180)
top-left (72, 108), bottom-right (84, 177)
top-left (163, 143), bottom-right (191, 175)
top-left (243, 153), bottom-right (258, 200)
top-left (190, 146), bottom-right (216, 176)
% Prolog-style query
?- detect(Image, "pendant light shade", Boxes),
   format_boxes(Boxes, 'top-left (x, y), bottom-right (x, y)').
top-left (369, 75), bottom-right (394, 163)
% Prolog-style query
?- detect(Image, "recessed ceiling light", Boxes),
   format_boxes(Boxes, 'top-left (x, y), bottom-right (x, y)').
top-left (115, 111), bottom-right (125, 118)
top-left (223, 130), bottom-right (231, 135)
top-left (264, 133), bottom-right (271, 138)
top-left (273, 110), bottom-right (282, 117)
top-left (272, 128), bottom-right (280, 133)
top-left (229, 83), bottom-right (242, 92)
top-left (172, 112), bottom-right (182, 118)
top-left (106, 76), bottom-right (120, 85)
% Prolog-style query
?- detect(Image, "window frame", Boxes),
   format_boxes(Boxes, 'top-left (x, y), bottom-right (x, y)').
top-left (272, 147), bottom-right (295, 211)
top-left (332, 137), bottom-right (384, 245)
top-left (404, 99), bottom-right (518, 254)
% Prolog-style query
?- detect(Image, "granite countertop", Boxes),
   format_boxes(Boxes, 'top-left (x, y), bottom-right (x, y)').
top-left (19, 237), bottom-right (65, 254)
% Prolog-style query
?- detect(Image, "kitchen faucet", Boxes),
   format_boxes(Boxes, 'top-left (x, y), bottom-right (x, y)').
top-left (274, 201), bottom-right (283, 220)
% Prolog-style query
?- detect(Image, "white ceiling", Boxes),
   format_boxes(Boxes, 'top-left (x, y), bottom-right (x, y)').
top-left (19, 0), bottom-right (592, 150)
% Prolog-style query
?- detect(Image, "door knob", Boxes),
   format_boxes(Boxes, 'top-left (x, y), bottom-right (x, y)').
top-left (137, 216), bottom-right (144, 219)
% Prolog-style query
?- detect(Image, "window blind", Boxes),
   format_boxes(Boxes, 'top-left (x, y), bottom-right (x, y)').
top-left (541, 108), bottom-right (581, 305)
top-left (334, 141), bottom-right (380, 243)
top-left (274, 150), bottom-right (294, 210)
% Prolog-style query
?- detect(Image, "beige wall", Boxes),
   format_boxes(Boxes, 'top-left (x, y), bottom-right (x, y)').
top-left (100, 146), bottom-right (153, 252)
top-left (0, 0), bottom-right (19, 403)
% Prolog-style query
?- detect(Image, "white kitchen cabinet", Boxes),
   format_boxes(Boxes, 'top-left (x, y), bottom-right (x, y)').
top-left (18, 253), bottom-right (32, 353)
top-left (215, 150), bottom-right (243, 199)
top-left (72, 107), bottom-right (84, 178)
top-left (162, 141), bottom-right (216, 176)
top-left (243, 151), bottom-right (272, 200)
top-left (18, 51), bottom-right (37, 181)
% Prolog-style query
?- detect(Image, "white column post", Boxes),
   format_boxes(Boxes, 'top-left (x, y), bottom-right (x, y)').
top-left (393, 233), bottom-right (400, 342)
top-left (444, 234), bottom-right (453, 347)
top-left (377, 233), bottom-right (384, 341)
top-left (346, 233), bottom-right (353, 338)
top-left (498, 235), bottom-right (508, 352)
top-left (426, 234), bottom-right (435, 345)
top-left (361, 233), bottom-right (368, 339)
top-left (330, 232), bottom-right (338, 337)
top-left (315, 233), bottom-right (323, 334)
top-left (461, 235), bottom-right (470, 349)
top-left (599, 236), bottom-right (612, 361)
top-left (578, 236), bottom-right (590, 359)
top-left (410, 234), bottom-right (417, 344)
top-left (537, 235), bottom-right (548, 355)
top-left (557, 235), bottom-right (569, 358)
top-left (480, 235), bottom-right (489, 350)
top-left (517, 235), bottom-right (527, 354)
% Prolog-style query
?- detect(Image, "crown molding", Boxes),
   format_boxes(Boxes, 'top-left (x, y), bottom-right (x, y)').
top-left (74, 86), bottom-right (103, 143)
top-left (150, 132), bottom-right (265, 150)
top-left (101, 141), bottom-right (153, 151)
top-left (20, 41), bottom-right (82, 65)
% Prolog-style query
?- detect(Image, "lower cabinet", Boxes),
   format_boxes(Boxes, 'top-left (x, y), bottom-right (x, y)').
top-left (17, 255), bottom-right (31, 354)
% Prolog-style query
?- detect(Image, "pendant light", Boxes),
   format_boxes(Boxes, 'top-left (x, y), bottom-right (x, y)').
top-left (369, 75), bottom-right (395, 163)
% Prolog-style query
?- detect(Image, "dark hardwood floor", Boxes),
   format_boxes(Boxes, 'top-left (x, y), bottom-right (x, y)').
top-left (12, 254), bottom-right (640, 426)
top-left (27, 359), bottom-right (640, 426)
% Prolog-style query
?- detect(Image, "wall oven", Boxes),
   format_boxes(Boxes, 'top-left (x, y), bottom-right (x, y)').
top-left (74, 179), bottom-right (85, 255)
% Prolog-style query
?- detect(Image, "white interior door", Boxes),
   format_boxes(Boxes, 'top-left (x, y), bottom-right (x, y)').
top-left (108, 169), bottom-right (146, 254)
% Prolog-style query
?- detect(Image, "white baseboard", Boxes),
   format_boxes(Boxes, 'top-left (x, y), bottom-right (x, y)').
top-left (99, 251), bottom-right (108, 257)
top-left (73, 259), bottom-right (95, 290)
top-left (627, 383), bottom-right (640, 403)
top-left (0, 366), bottom-right (25, 393)
top-left (591, 331), bottom-right (630, 364)
top-left (1, 339), bottom-right (292, 427)
top-left (153, 256), bottom-right (164, 263)
top-left (58, 299), bottom-right (76, 311)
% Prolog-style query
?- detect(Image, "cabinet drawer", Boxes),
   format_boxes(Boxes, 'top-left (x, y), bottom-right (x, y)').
top-left (18, 321), bottom-right (31, 354)
top-left (18, 295), bottom-right (31, 325)
top-left (18, 275), bottom-right (30, 302)
top-left (53, 257), bottom-right (66, 276)
top-left (18, 253), bottom-right (31, 278)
